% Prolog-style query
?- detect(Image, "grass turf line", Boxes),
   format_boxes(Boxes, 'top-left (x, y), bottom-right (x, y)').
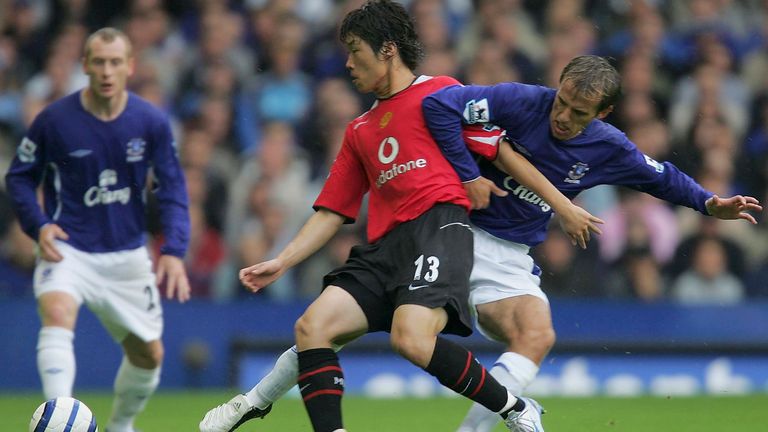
top-left (4, 392), bottom-right (768, 431)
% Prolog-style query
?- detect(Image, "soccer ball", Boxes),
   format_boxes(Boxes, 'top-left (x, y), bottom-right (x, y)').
top-left (29, 397), bottom-right (98, 432)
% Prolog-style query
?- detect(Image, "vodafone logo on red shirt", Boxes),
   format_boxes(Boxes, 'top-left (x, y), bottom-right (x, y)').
top-left (375, 136), bottom-right (427, 188)
top-left (378, 137), bottom-right (399, 163)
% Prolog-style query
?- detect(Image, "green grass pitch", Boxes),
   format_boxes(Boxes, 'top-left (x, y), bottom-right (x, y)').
top-left (5, 391), bottom-right (768, 431)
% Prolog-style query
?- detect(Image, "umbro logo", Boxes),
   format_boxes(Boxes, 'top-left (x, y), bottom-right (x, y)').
top-left (69, 149), bottom-right (93, 158)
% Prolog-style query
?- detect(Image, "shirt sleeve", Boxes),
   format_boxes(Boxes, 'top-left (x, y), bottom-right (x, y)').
top-left (422, 82), bottom-right (533, 182)
top-left (422, 84), bottom-right (481, 181)
top-left (150, 115), bottom-right (190, 257)
top-left (4, 113), bottom-right (51, 241)
top-left (461, 124), bottom-right (504, 160)
top-left (313, 126), bottom-right (368, 222)
top-left (605, 137), bottom-right (714, 214)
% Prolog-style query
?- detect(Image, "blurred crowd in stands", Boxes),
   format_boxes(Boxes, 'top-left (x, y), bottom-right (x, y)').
top-left (1, 0), bottom-right (768, 304)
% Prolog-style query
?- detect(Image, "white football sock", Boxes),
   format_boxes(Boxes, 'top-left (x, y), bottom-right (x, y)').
top-left (37, 326), bottom-right (76, 399)
top-left (458, 352), bottom-right (539, 432)
top-left (107, 356), bottom-right (160, 432)
top-left (245, 343), bottom-right (345, 410)
top-left (246, 346), bottom-right (299, 409)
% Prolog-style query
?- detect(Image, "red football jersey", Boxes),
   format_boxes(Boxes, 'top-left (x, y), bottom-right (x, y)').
top-left (314, 75), bottom-right (471, 243)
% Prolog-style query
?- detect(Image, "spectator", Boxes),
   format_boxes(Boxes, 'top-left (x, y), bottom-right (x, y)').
top-left (600, 190), bottom-right (680, 266)
top-left (300, 77), bottom-right (362, 178)
top-left (532, 220), bottom-right (602, 298)
top-left (670, 236), bottom-right (746, 305)
top-left (245, 12), bottom-right (312, 131)
top-left (180, 127), bottom-right (230, 233)
top-left (668, 217), bottom-right (748, 283)
top-left (603, 244), bottom-right (666, 302)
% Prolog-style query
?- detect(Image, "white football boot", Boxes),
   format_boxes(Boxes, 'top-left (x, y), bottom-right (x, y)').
top-left (503, 397), bottom-right (545, 432)
top-left (199, 394), bottom-right (272, 432)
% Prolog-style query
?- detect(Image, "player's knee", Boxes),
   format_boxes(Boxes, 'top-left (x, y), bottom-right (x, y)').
top-left (389, 332), bottom-right (427, 364)
top-left (294, 314), bottom-right (327, 345)
top-left (147, 343), bottom-right (164, 367)
top-left (127, 342), bottom-right (163, 369)
top-left (39, 302), bottom-right (76, 327)
top-left (518, 326), bottom-right (556, 353)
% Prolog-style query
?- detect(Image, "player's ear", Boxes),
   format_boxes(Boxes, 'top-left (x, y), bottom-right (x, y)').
top-left (127, 55), bottom-right (136, 77)
top-left (596, 105), bottom-right (613, 120)
top-left (380, 41), bottom-right (397, 60)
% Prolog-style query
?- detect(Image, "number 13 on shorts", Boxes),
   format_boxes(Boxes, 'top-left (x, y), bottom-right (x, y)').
top-left (413, 254), bottom-right (440, 282)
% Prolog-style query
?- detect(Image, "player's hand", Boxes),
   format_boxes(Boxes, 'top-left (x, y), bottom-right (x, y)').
top-left (705, 194), bottom-right (762, 224)
top-left (463, 176), bottom-right (508, 210)
top-left (558, 203), bottom-right (604, 249)
top-left (239, 259), bottom-right (285, 293)
top-left (38, 223), bottom-right (69, 262)
top-left (156, 255), bottom-right (191, 302)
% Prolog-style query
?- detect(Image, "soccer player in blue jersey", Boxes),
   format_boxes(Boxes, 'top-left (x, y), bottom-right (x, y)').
top-left (5, 28), bottom-right (190, 432)
top-left (421, 54), bottom-right (762, 432)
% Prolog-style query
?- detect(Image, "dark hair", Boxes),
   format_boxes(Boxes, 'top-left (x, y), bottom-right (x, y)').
top-left (339, 0), bottom-right (424, 71)
top-left (559, 55), bottom-right (621, 112)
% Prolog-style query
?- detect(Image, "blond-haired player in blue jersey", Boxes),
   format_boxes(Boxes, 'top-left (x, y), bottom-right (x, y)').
top-left (6, 28), bottom-right (190, 432)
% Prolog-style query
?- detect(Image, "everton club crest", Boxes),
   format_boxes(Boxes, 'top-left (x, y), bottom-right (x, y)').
top-left (126, 138), bottom-right (146, 163)
top-left (564, 162), bottom-right (589, 184)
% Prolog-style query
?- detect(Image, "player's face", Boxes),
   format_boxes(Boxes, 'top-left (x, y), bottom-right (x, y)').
top-left (549, 79), bottom-right (612, 141)
top-left (344, 35), bottom-right (388, 95)
top-left (83, 36), bottom-right (134, 100)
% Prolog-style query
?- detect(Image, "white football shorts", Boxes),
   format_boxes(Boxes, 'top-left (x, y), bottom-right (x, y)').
top-left (34, 241), bottom-right (163, 343)
top-left (469, 226), bottom-right (549, 340)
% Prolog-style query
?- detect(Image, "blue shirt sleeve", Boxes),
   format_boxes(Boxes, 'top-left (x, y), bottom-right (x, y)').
top-left (422, 84), bottom-right (481, 182)
top-left (604, 134), bottom-right (713, 214)
top-left (5, 112), bottom-right (51, 241)
top-left (422, 82), bottom-right (545, 182)
top-left (150, 116), bottom-right (190, 257)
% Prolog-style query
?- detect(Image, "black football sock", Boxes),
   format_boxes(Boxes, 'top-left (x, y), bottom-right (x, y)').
top-left (424, 337), bottom-right (513, 415)
top-left (297, 348), bottom-right (344, 432)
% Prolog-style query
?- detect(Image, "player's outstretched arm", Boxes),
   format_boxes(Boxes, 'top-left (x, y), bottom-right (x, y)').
top-left (240, 209), bottom-right (346, 293)
top-left (156, 255), bottom-right (191, 302)
top-left (705, 194), bottom-right (763, 224)
top-left (493, 141), bottom-right (604, 249)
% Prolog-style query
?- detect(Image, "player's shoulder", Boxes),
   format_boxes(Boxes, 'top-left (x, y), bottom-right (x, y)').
top-left (40, 91), bottom-right (81, 118)
top-left (126, 92), bottom-right (169, 122)
top-left (348, 107), bottom-right (373, 131)
top-left (415, 75), bottom-right (462, 91)
top-left (586, 119), bottom-right (632, 148)
top-left (28, 92), bottom-right (80, 133)
top-left (487, 82), bottom-right (554, 115)
top-left (505, 82), bottom-right (553, 103)
top-left (589, 119), bottom-right (624, 139)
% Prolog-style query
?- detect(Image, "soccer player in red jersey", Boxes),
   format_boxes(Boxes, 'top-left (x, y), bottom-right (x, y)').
top-left (200, 2), bottom-right (599, 431)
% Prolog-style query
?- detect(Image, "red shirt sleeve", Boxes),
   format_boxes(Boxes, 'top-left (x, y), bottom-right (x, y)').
top-left (313, 126), bottom-right (369, 222)
top-left (461, 124), bottom-right (504, 160)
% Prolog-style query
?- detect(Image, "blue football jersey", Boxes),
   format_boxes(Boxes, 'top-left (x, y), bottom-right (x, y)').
top-left (423, 82), bottom-right (713, 247)
top-left (5, 91), bottom-right (189, 256)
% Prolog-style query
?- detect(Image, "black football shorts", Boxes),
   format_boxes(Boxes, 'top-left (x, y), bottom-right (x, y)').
top-left (324, 203), bottom-right (474, 336)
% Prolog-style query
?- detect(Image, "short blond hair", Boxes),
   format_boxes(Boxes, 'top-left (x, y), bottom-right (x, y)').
top-left (83, 27), bottom-right (133, 59)
top-left (559, 55), bottom-right (621, 112)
